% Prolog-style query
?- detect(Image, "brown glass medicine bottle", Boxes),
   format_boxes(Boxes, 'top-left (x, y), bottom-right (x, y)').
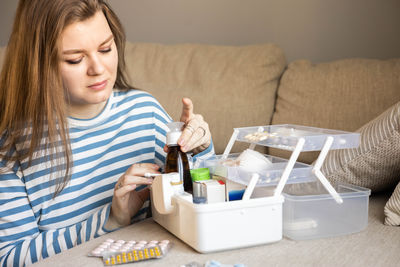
top-left (165, 122), bottom-right (193, 194)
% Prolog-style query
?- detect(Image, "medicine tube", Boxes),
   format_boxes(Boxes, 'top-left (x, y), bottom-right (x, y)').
top-left (165, 122), bottom-right (193, 193)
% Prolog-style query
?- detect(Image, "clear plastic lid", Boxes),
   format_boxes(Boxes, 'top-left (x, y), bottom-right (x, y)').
top-left (235, 124), bottom-right (360, 151)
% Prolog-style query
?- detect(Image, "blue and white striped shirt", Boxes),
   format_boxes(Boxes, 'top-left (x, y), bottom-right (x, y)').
top-left (0, 89), bottom-right (214, 266)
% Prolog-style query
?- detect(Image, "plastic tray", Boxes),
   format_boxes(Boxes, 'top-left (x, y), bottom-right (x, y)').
top-left (235, 124), bottom-right (360, 151)
top-left (196, 153), bottom-right (314, 186)
top-left (282, 182), bottom-right (371, 240)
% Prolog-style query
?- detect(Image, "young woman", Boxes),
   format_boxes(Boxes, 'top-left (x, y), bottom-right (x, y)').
top-left (0, 0), bottom-right (213, 265)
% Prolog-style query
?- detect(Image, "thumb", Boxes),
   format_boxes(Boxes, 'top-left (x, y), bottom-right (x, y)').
top-left (180, 97), bottom-right (194, 123)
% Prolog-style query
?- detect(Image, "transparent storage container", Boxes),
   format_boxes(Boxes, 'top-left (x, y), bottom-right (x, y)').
top-left (197, 153), bottom-right (314, 186)
top-left (282, 182), bottom-right (371, 240)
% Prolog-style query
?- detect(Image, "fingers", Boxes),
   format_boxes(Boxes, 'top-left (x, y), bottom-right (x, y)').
top-left (176, 98), bottom-right (212, 153)
top-left (178, 114), bottom-right (201, 149)
top-left (184, 125), bottom-right (211, 152)
top-left (115, 163), bottom-right (159, 197)
top-left (126, 163), bottom-right (160, 177)
top-left (180, 97), bottom-right (194, 123)
top-left (178, 114), bottom-right (211, 152)
top-left (114, 174), bottom-right (153, 198)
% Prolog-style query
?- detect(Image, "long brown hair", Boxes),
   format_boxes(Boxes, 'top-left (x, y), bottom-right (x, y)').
top-left (0, 0), bottom-right (132, 196)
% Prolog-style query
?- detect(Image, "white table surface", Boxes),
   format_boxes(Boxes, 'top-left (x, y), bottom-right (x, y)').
top-left (32, 193), bottom-right (400, 267)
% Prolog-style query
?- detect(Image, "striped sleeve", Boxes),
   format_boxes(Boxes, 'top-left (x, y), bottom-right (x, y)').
top-left (0, 167), bottom-right (113, 266)
top-left (151, 97), bottom-right (171, 167)
top-left (192, 139), bottom-right (215, 163)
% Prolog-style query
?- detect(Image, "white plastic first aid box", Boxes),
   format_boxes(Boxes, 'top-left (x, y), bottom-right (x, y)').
top-left (151, 191), bottom-right (284, 253)
top-left (151, 124), bottom-right (370, 252)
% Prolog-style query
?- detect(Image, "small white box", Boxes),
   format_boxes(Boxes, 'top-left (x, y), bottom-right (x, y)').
top-left (202, 179), bottom-right (225, 203)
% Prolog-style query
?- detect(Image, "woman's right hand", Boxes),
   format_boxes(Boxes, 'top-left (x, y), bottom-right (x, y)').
top-left (105, 163), bottom-right (160, 230)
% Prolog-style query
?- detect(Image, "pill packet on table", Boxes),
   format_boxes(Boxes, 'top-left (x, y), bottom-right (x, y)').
top-left (87, 239), bottom-right (171, 258)
top-left (102, 244), bottom-right (171, 265)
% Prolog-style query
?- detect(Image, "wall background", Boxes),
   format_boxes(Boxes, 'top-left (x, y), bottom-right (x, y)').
top-left (0, 0), bottom-right (399, 63)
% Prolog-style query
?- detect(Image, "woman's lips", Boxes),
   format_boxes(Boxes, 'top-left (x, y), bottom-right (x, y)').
top-left (88, 80), bottom-right (107, 91)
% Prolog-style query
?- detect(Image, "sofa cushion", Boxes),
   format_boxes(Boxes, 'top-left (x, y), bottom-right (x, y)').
top-left (320, 102), bottom-right (400, 224)
top-left (385, 182), bottom-right (400, 226)
top-left (124, 42), bottom-right (286, 154)
top-left (321, 101), bottom-right (400, 192)
top-left (270, 58), bottom-right (400, 163)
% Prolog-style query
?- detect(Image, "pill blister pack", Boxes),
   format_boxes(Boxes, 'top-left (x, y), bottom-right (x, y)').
top-left (88, 239), bottom-right (171, 265)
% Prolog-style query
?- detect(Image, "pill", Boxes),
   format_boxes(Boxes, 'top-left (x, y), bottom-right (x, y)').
top-left (116, 240), bottom-right (126, 244)
top-left (105, 239), bottom-right (114, 243)
top-left (91, 249), bottom-right (103, 256)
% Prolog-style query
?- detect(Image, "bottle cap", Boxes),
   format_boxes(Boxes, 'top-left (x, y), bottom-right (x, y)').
top-left (190, 168), bottom-right (210, 181)
top-left (166, 122), bottom-right (184, 145)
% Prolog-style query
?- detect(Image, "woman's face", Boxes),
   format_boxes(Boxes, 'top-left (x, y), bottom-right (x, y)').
top-left (59, 11), bottom-right (118, 118)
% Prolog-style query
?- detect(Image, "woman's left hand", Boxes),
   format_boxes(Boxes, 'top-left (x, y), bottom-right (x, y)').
top-left (107, 163), bottom-right (160, 229)
top-left (164, 98), bottom-right (211, 154)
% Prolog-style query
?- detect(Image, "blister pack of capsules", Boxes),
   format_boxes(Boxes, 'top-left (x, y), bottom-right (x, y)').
top-left (88, 239), bottom-right (171, 265)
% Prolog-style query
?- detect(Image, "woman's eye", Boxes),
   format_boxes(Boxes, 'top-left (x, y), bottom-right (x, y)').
top-left (66, 58), bottom-right (82, 65)
top-left (100, 47), bottom-right (112, 53)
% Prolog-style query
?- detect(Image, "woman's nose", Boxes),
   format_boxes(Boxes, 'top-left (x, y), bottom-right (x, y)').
top-left (87, 55), bottom-right (105, 76)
